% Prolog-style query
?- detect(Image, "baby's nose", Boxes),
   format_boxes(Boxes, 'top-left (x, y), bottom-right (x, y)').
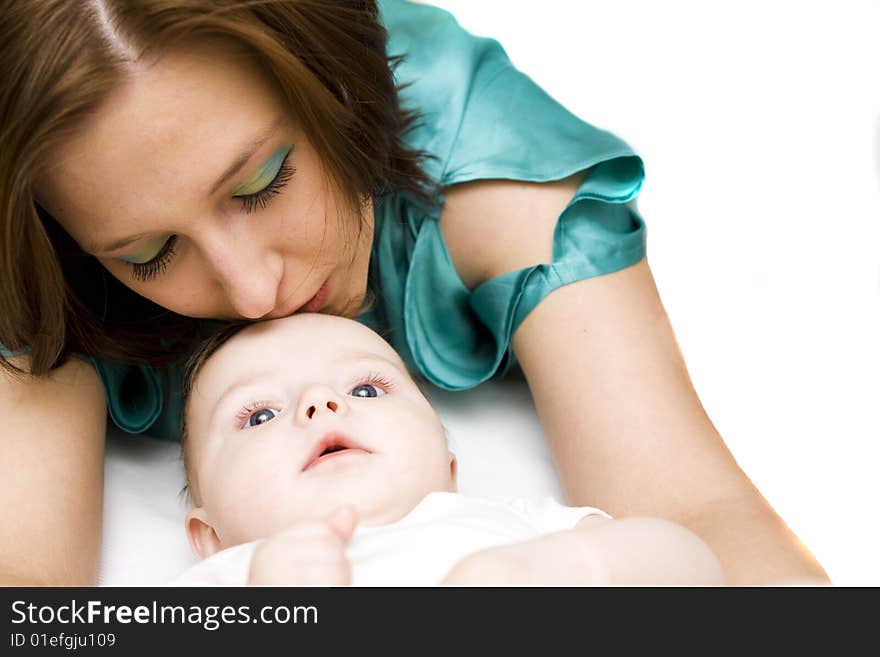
top-left (295, 385), bottom-right (349, 425)
top-left (304, 399), bottom-right (339, 420)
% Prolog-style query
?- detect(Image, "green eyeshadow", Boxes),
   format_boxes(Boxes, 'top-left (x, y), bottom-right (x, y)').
top-left (232, 145), bottom-right (292, 197)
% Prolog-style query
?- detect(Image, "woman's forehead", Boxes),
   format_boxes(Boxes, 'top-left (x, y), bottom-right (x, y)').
top-left (37, 40), bottom-right (288, 243)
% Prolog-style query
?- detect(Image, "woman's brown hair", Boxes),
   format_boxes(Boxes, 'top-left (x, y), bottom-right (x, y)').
top-left (0, 0), bottom-right (436, 376)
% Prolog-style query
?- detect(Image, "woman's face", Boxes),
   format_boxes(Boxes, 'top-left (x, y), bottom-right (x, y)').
top-left (35, 39), bottom-right (373, 321)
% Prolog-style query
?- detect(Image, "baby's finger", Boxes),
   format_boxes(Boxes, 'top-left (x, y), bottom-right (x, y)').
top-left (325, 505), bottom-right (358, 542)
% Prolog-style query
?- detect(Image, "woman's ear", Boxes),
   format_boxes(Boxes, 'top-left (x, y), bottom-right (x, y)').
top-left (185, 507), bottom-right (223, 560)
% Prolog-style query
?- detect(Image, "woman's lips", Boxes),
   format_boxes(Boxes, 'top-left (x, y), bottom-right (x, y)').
top-left (299, 278), bottom-right (330, 313)
top-left (269, 278), bottom-right (330, 319)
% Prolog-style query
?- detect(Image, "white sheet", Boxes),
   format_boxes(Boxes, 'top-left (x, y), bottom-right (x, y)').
top-left (98, 1), bottom-right (880, 586)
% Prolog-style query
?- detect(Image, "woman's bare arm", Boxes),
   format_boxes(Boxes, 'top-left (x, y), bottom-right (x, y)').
top-left (442, 515), bottom-right (725, 586)
top-left (0, 356), bottom-right (106, 585)
top-left (440, 176), bottom-right (829, 585)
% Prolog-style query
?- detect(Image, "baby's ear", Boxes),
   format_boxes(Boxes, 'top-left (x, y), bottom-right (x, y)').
top-left (448, 452), bottom-right (458, 490)
top-left (185, 507), bottom-right (223, 560)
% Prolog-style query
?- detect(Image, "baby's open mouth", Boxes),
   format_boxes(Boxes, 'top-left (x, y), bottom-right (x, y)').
top-left (302, 432), bottom-right (370, 472)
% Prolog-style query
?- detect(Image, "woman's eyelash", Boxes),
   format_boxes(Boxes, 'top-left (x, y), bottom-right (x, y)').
top-left (127, 153), bottom-right (295, 283)
top-left (237, 155), bottom-right (296, 214)
top-left (130, 235), bottom-right (178, 282)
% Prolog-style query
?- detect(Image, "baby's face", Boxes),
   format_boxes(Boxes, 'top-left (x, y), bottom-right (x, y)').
top-left (185, 314), bottom-right (456, 551)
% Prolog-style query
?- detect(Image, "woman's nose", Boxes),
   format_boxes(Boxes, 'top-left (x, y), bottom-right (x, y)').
top-left (204, 235), bottom-right (283, 319)
top-left (294, 385), bottom-right (350, 426)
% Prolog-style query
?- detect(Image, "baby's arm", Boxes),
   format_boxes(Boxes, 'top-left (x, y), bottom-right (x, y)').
top-left (442, 515), bottom-right (725, 586)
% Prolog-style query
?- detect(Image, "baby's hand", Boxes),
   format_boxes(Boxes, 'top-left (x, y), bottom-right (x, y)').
top-left (247, 506), bottom-right (358, 586)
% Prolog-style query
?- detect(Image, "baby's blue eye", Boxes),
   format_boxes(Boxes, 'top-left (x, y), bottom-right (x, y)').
top-left (248, 408), bottom-right (278, 427)
top-left (350, 384), bottom-right (385, 398)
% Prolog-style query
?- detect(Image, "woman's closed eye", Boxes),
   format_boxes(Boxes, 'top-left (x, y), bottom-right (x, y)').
top-left (117, 145), bottom-right (296, 283)
top-left (121, 234), bottom-right (179, 283)
top-left (233, 144), bottom-right (296, 214)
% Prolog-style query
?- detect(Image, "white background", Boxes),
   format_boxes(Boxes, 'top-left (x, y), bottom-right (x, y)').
top-left (428, 0), bottom-right (880, 585)
top-left (99, 1), bottom-right (880, 587)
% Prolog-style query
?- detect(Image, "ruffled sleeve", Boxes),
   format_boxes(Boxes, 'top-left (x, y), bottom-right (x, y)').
top-left (88, 359), bottom-right (162, 435)
top-left (402, 167), bottom-right (644, 390)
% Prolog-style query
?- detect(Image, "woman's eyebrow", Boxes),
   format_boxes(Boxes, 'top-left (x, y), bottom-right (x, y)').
top-left (209, 114), bottom-right (287, 196)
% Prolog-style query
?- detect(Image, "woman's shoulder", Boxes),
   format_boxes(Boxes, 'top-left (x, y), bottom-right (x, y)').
top-left (379, 0), bottom-right (489, 56)
top-left (378, 0), bottom-right (639, 188)
top-left (0, 352), bottom-right (106, 422)
top-left (368, 2), bottom-right (645, 392)
top-left (379, 0), bottom-right (516, 182)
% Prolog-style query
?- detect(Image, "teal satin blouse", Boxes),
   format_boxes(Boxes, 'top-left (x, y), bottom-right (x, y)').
top-left (47, 0), bottom-right (647, 439)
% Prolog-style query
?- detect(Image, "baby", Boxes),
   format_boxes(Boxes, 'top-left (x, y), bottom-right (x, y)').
top-left (173, 314), bottom-right (725, 586)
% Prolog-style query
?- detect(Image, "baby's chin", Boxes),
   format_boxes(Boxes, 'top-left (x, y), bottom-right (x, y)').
top-left (356, 482), bottom-right (458, 527)
top-left (221, 481), bottom-right (459, 543)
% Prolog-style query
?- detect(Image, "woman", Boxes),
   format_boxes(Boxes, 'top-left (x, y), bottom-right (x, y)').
top-left (0, 0), bottom-right (827, 585)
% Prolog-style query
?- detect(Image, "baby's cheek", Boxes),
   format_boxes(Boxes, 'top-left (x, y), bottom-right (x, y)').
top-left (212, 451), bottom-right (296, 544)
top-left (395, 450), bottom-right (447, 493)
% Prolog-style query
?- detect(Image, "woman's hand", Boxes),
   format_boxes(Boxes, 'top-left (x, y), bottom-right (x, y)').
top-left (247, 506), bottom-right (358, 586)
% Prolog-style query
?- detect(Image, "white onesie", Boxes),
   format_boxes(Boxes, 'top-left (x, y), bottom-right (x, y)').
top-left (170, 492), bottom-right (609, 586)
